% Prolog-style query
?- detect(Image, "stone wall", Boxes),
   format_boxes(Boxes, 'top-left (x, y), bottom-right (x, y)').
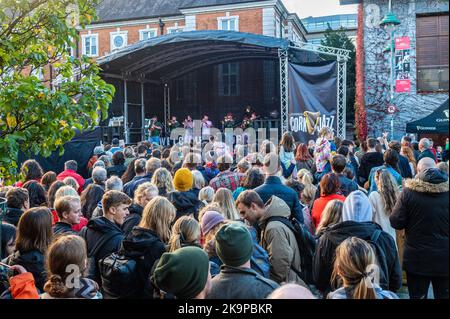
top-left (362, 0), bottom-right (448, 139)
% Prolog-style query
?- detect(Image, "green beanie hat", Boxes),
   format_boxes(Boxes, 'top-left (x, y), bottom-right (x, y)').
top-left (154, 246), bottom-right (209, 299)
top-left (215, 223), bottom-right (253, 267)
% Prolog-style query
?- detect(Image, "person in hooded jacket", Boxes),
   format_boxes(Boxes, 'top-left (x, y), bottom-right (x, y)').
top-left (313, 190), bottom-right (402, 297)
top-left (113, 196), bottom-right (175, 298)
top-left (122, 183), bottom-right (159, 236)
top-left (5, 207), bottom-right (53, 292)
top-left (80, 190), bottom-right (132, 285)
top-left (390, 158), bottom-right (449, 299)
top-left (167, 168), bottom-right (203, 221)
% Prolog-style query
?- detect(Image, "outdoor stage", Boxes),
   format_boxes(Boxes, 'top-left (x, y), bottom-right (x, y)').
top-left (96, 30), bottom-right (350, 144)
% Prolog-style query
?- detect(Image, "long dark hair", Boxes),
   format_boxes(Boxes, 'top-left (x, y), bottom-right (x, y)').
top-left (16, 207), bottom-right (53, 254)
top-left (20, 160), bottom-right (44, 183)
top-left (47, 181), bottom-right (66, 209)
top-left (121, 158), bottom-right (137, 184)
top-left (241, 168), bottom-right (265, 189)
top-left (1, 223), bottom-right (16, 259)
top-left (80, 184), bottom-right (105, 220)
top-left (383, 149), bottom-right (400, 174)
top-left (23, 180), bottom-right (47, 208)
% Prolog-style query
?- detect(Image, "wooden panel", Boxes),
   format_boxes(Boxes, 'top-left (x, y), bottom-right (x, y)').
top-left (439, 15), bottom-right (449, 36)
top-left (440, 35), bottom-right (449, 66)
top-left (417, 15), bottom-right (439, 37)
top-left (417, 37), bottom-right (439, 67)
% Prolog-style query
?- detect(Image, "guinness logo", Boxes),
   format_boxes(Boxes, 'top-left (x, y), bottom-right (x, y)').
top-left (304, 111), bottom-right (321, 134)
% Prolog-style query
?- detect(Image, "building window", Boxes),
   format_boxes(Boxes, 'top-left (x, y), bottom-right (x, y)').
top-left (167, 27), bottom-right (184, 34)
top-left (218, 14), bottom-right (239, 31)
top-left (219, 62), bottom-right (239, 96)
top-left (275, 17), bottom-right (281, 38)
top-left (110, 31), bottom-right (128, 52)
top-left (416, 14), bottom-right (449, 92)
top-left (82, 34), bottom-right (98, 57)
top-left (139, 28), bottom-right (157, 40)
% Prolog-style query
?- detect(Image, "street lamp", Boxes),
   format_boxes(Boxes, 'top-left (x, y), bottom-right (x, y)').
top-left (380, 0), bottom-right (400, 140)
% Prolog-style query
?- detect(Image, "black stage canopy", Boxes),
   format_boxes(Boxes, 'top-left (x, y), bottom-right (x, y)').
top-left (98, 30), bottom-right (320, 83)
top-left (406, 99), bottom-right (449, 134)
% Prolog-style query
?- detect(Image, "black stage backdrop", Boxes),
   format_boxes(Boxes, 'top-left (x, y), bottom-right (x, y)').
top-left (288, 61), bottom-right (337, 142)
top-left (18, 127), bottom-right (102, 179)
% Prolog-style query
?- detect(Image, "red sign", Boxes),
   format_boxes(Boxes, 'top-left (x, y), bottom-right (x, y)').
top-left (395, 37), bottom-right (410, 50)
top-left (396, 79), bottom-right (411, 93)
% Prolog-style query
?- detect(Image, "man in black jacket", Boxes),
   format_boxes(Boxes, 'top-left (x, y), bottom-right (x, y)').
top-left (389, 140), bottom-right (413, 179)
top-left (53, 196), bottom-right (81, 236)
top-left (81, 190), bottom-right (131, 284)
top-left (313, 190), bottom-right (402, 297)
top-left (358, 138), bottom-right (384, 187)
top-left (390, 158), bottom-right (449, 299)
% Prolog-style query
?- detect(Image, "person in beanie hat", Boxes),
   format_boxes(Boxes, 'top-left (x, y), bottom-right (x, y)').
top-left (201, 211), bottom-right (225, 237)
top-left (153, 246), bottom-right (211, 299)
top-left (167, 168), bottom-right (203, 221)
top-left (207, 223), bottom-right (279, 299)
top-left (173, 168), bottom-right (194, 192)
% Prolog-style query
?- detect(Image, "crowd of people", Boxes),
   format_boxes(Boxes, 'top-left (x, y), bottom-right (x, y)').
top-left (0, 129), bottom-right (448, 300)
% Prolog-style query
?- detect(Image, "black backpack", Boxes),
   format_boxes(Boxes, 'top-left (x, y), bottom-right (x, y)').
top-left (266, 216), bottom-right (317, 285)
top-left (79, 227), bottom-right (122, 283)
top-left (98, 252), bottom-right (141, 299)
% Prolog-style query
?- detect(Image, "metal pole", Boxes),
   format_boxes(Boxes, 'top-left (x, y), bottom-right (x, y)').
top-left (123, 79), bottom-right (129, 144)
top-left (390, 30), bottom-right (395, 140)
top-left (278, 49), bottom-right (289, 135)
top-left (141, 82), bottom-right (145, 142)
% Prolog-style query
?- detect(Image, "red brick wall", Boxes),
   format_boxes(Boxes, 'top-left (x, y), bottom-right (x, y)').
top-left (196, 8), bottom-right (263, 34)
top-left (78, 8), bottom-right (264, 58)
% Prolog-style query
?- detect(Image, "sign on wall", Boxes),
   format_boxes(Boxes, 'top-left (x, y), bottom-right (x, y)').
top-left (395, 36), bottom-right (411, 93)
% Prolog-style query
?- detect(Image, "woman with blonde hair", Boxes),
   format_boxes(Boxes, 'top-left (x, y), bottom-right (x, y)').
top-left (42, 235), bottom-right (101, 299)
top-left (191, 170), bottom-right (206, 197)
top-left (199, 186), bottom-right (215, 206)
top-left (316, 200), bottom-right (344, 236)
top-left (212, 188), bottom-right (240, 221)
top-left (297, 169), bottom-right (317, 208)
top-left (369, 169), bottom-right (400, 246)
top-left (168, 216), bottom-right (201, 252)
top-left (120, 196), bottom-right (176, 298)
top-left (151, 167), bottom-right (174, 197)
top-left (400, 146), bottom-right (417, 176)
top-left (122, 182), bottom-right (159, 236)
top-left (328, 237), bottom-right (399, 299)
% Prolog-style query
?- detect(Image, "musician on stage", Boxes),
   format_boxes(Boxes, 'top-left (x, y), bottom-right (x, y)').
top-left (243, 105), bottom-right (252, 119)
top-left (148, 115), bottom-right (162, 145)
top-left (223, 113), bottom-right (235, 129)
top-left (183, 115), bottom-right (194, 144)
top-left (167, 116), bottom-right (181, 132)
top-left (201, 115), bottom-right (213, 142)
top-left (222, 113), bottom-right (235, 146)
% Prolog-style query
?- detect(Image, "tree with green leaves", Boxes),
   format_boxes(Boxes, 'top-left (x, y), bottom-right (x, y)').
top-left (321, 27), bottom-right (356, 128)
top-left (0, 0), bottom-right (115, 184)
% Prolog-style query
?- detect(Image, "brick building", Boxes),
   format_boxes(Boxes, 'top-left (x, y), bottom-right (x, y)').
top-left (78, 0), bottom-right (307, 59)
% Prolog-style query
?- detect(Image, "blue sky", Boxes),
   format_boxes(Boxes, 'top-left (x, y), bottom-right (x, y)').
top-left (283, 0), bottom-right (359, 18)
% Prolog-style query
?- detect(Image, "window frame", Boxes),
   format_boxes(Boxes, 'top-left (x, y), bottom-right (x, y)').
top-left (110, 30), bottom-right (128, 52)
top-left (217, 15), bottom-right (239, 31)
top-left (81, 33), bottom-right (99, 57)
top-left (139, 28), bottom-right (158, 40)
top-left (218, 62), bottom-right (240, 97)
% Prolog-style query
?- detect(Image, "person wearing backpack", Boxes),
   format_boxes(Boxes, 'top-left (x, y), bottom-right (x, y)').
top-left (207, 223), bottom-right (279, 299)
top-left (80, 190), bottom-right (132, 285)
top-left (236, 190), bottom-right (308, 287)
top-left (99, 196), bottom-right (176, 299)
top-left (313, 190), bottom-right (402, 297)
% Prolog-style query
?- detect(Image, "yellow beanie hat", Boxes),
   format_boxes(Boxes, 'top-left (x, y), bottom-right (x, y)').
top-left (173, 168), bottom-right (194, 192)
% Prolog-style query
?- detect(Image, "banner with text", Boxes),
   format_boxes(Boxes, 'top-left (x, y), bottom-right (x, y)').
top-left (288, 61), bottom-right (337, 142)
